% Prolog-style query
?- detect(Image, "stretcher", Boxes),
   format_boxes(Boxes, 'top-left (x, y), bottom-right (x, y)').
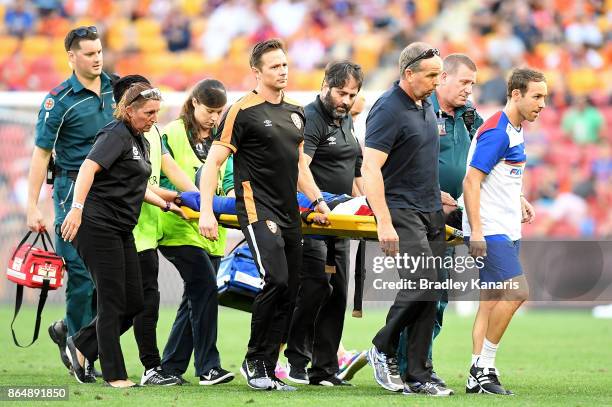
top-left (178, 193), bottom-right (464, 316)
top-left (178, 193), bottom-right (464, 246)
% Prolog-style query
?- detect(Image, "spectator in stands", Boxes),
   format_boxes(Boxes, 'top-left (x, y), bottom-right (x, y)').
top-left (512, 3), bottom-right (540, 52)
top-left (4, 0), bottom-right (35, 37)
top-left (562, 95), bottom-right (604, 144)
top-left (565, 13), bottom-right (603, 48)
top-left (33, 0), bottom-right (64, 17)
top-left (265, 0), bottom-right (308, 38)
top-left (162, 6), bottom-right (191, 52)
top-left (288, 24), bottom-right (326, 71)
top-left (200, 0), bottom-right (260, 60)
top-left (486, 21), bottom-right (525, 70)
top-left (478, 62), bottom-right (507, 106)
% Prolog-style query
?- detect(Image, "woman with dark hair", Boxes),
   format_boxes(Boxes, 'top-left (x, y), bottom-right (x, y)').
top-left (158, 79), bottom-right (235, 385)
top-left (61, 82), bottom-right (172, 388)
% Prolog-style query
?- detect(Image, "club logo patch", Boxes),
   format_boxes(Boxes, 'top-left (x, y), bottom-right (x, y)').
top-left (44, 97), bottom-right (55, 111)
top-left (291, 113), bottom-right (302, 129)
top-left (266, 220), bottom-right (278, 234)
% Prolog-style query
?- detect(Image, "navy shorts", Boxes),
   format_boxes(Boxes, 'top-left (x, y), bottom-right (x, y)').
top-left (465, 234), bottom-right (523, 283)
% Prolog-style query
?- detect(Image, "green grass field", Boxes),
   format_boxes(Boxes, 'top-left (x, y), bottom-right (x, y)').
top-left (1, 305), bottom-right (611, 406)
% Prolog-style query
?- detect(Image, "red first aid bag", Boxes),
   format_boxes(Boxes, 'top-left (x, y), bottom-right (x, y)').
top-left (6, 230), bottom-right (65, 347)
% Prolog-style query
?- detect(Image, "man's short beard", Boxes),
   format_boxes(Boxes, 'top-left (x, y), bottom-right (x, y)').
top-left (322, 91), bottom-right (350, 120)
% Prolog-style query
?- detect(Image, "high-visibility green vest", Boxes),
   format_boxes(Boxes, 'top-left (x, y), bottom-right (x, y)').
top-left (133, 126), bottom-right (163, 252)
top-left (159, 119), bottom-right (227, 256)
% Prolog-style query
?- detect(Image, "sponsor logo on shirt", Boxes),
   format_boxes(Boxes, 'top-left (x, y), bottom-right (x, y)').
top-left (327, 136), bottom-right (337, 145)
top-left (132, 146), bottom-right (141, 160)
top-left (263, 119), bottom-right (272, 127)
top-left (509, 167), bottom-right (523, 176)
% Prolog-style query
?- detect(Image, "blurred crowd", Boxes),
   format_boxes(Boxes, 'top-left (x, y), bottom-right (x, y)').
top-left (0, 0), bottom-right (610, 238)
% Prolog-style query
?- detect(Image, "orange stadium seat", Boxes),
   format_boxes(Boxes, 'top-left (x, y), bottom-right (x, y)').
top-left (190, 17), bottom-right (208, 40)
top-left (0, 36), bottom-right (20, 58)
top-left (180, 0), bottom-right (202, 17)
top-left (136, 34), bottom-right (167, 53)
top-left (353, 32), bottom-right (383, 72)
top-left (21, 36), bottom-right (53, 61)
top-left (177, 51), bottom-right (209, 76)
top-left (567, 67), bottom-right (599, 96)
top-left (141, 52), bottom-right (176, 76)
top-left (107, 19), bottom-right (131, 52)
top-left (134, 18), bottom-right (162, 38)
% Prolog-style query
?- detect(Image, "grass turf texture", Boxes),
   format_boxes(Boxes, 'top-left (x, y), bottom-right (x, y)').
top-left (0, 305), bottom-right (610, 406)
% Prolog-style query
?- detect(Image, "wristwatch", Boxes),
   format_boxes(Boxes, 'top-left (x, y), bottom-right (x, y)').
top-left (311, 197), bottom-right (325, 208)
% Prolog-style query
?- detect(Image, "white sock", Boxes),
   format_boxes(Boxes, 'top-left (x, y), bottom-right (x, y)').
top-left (477, 338), bottom-right (498, 368)
top-left (471, 354), bottom-right (480, 365)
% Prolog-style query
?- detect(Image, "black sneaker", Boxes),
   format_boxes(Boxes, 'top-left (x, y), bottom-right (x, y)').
top-left (141, 366), bottom-right (181, 386)
top-left (469, 364), bottom-right (512, 395)
top-left (92, 364), bottom-right (103, 378)
top-left (367, 346), bottom-right (403, 392)
top-left (287, 362), bottom-right (309, 385)
top-left (173, 375), bottom-right (189, 385)
top-left (415, 381), bottom-right (454, 396)
top-left (65, 336), bottom-right (95, 383)
top-left (199, 367), bottom-right (235, 385)
top-left (48, 320), bottom-right (70, 370)
top-left (240, 359), bottom-right (275, 390)
top-left (402, 382), bottom-right (420, 396)
top-left (310, 375), bottom-right (353, 387)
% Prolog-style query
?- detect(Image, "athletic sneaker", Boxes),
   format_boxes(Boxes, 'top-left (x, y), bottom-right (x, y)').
top-left (271, 376), bottom-right (297, 391)
top-left (287, 362), bottom-right (309, 384)
top-left (310, 375), bottom-right (353, 387)
top-left (468, 364), bottom-right (512, 395)
top-left (274, 361), bottom-right (288, 380)
top-left (240, 359), bottom-right (275, 390)
top-left (337, 351), bottom-right (367, 381)
top-left (65, 336), bottom-right (95, 383)
top-left (430, 370), bottom-right (446, 387)
top-left (173, 375), bottom-right (190, 385)
top-left (367, 346), bottom-right (403, 392)
top-left (407, 381), bottom-right (454, 396)
top-left (48, 320), bottom-right (70, 370)
top-left (141, 366), bottom-right (181, 386)
top-left (199, 367), bottom-right (235, 385)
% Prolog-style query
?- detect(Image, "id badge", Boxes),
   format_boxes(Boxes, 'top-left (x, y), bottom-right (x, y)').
top-left (437, 117), bottom-right (447, 136)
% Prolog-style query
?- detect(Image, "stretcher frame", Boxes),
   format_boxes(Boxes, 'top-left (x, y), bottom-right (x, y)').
top-left (181, 207), bottom-right (464, 246)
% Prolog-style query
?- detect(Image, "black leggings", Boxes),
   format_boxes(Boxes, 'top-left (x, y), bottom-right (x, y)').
top-left (160, 245), bottom-right (220, 376)
top-left (72, 221), bottom-right (144, 381)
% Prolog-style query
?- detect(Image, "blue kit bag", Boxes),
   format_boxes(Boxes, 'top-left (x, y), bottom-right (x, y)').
top-left (216, 239), bottom-right (263, 312)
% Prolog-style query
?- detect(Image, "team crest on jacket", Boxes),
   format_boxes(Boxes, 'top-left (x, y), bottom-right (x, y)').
top-left (290, 113), bottom-right (302, 129)
top-left (44, 97), bottom-right (55, 111)
top-left (266, 220), bottom-right (278, 234)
